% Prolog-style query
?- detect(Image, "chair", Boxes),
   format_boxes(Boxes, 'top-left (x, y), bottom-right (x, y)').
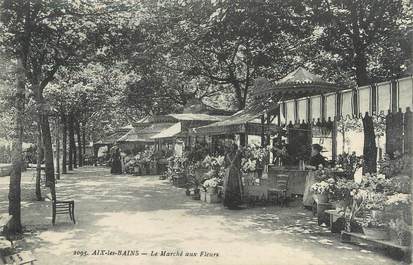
top-left (47, 192), bottom-right (75, 225)
top-left (267, 174), bottom-right (289, 207)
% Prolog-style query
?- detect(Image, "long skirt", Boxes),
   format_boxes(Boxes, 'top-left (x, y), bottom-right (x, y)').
top-left (111, 158), bottom-right (122, 174)
top-left (223, 168), bottom-right (242, 208)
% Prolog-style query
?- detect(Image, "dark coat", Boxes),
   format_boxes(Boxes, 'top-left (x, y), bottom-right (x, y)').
top-left (309, 153), bottom-right (327, 169)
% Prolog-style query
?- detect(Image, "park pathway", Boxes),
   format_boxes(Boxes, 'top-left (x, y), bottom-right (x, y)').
top-left (0, 167), bottom-right (406, 265)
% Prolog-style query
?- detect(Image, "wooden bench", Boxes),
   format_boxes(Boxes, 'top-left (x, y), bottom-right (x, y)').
top-left (46, 192), bottom-right (75, 225)
top-left (0, 215), bottom-right (36, 265)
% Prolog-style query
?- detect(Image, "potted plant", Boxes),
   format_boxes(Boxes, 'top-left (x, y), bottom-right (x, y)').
top-left (202, 177), bottom-right (221, 203)
top-left (311, 178), bottom-right (334, 203)
top-left (186, 174), bottom-right (201, 200)
top-left (330, 178), bottom-right (353, 210)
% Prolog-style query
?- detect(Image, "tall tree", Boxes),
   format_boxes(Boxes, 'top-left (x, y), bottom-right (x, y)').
top-left (141, 0), bottom-right (310, 110)
top-left (307, 0), bottom-right (412, 86)
top-left (7, 58), bottom-right (25, 234)
top-left (1, 0), bottom-right (138, 206)
top-left (61, 113), bottom-right (67, 174)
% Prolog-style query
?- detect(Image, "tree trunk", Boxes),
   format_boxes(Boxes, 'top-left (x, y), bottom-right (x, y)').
top-left (76, 120), bottom-right (83, 167)
top-left (62, 113), bottom-right (67, 174)
top-left (8, 58), bottom-right (25, 234)
top-left (354, 51), bottom-right (369, 86)
top-left (232, 81), bottom-right (246, 110)
top-left (69, 113), bottom-right (76, 169)
top-left (94, 145), bottom-right (98, 166)
top-left (35, 121), bottom-right (42, 201)
top-left (350, 5), bottom-right (369, 87)
top-left (40, 112), bottom-right (55, 187)
top-left (55, 118), bottom-right (60, 180)
top-left (82, 123), bottom-right (86, 162)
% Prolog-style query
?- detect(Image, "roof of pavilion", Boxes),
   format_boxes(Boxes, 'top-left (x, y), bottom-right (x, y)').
top-left (95, 130), bottom-right (129, 145)
top-left (117, 123), bottom-right (174, 143)
top-left (253, 67), bottom-right (339, 100)
top-left (149, 113), bottom-right (226, 123)
top-left (189, 102), bottom-right (280, 136)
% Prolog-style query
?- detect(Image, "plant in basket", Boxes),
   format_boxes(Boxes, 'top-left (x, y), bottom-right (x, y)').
top-left (311, 178), bottom-right (335, 203)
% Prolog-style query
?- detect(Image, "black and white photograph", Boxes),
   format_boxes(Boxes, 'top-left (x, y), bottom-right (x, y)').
top-left (0, 0), bottom-right (412, 264)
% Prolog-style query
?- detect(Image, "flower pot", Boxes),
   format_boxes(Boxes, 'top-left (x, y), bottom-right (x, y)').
top-left (207, 187), bottom-right (217, 194)
top-left (206, 192), bottom-right (220, 203)
top-left (185, 188), bottom-right (191, 196)
top-left (313, 193), bottom-right (329, 204)
top-left (362, 227), bottom-right (389, 240)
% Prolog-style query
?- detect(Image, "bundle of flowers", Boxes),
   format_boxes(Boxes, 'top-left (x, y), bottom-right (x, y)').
top-left (202, 177), bottom-right (222, 190)
top-left (385, 193), bottom-right (411, 207)
top-left (311, 178), bottom-right (335, 194)
top-left (202, 155), bottom-right (225, 169)
top-left (241, 158), bottom-right (256, 173)
top-left (240, 145), bottom-right (270, 173)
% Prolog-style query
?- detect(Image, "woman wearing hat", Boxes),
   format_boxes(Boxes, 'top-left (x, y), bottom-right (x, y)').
top-left (308, 144), bottom-right (327, 170)
top-left (303, 144), bottom-right (328, 207)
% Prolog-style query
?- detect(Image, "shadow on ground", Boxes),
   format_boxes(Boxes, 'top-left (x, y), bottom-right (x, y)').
top-left (0, 167), bottom-right (405, 265)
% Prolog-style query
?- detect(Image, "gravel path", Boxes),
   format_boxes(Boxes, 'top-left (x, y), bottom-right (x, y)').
top-left (0, 167), bottom-right (406, 265)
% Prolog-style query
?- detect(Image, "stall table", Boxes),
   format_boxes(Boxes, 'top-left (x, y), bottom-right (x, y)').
top-left (242, 166), bottom-right (311, 203)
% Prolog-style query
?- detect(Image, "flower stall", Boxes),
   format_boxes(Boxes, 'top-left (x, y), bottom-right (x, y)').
top-left (124, 147), bottom-right (155, 175)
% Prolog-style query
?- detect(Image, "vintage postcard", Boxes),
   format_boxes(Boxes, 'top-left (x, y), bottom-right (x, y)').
top-left (0, 0), bottom-right (412, 264)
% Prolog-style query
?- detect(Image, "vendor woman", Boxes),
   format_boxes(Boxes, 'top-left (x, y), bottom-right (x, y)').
top-left (308, 144), bottom-right (327, 169)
